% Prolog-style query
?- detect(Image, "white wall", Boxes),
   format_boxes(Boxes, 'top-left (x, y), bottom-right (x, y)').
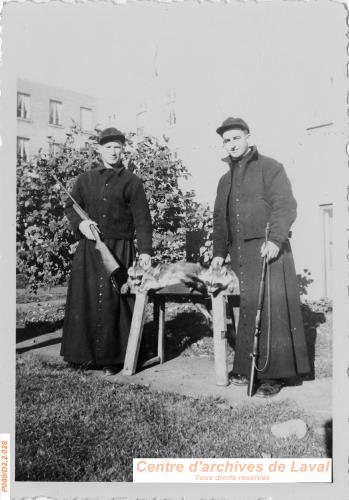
top-left (289, 129), bottom-right (344, 299)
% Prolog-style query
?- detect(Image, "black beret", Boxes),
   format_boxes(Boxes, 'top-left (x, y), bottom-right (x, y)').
top-left (216, 117), bottom-right (250, 136)
top-left (99, 127), bottom-right (126, 145)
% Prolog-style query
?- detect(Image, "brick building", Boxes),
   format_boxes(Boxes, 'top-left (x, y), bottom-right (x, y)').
top-left (17, 78), bottom-right (97, 160)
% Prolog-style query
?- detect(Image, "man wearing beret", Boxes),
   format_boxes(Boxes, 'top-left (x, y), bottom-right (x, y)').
top-left (212, 117), bottom-right (310, 397)
top-left (61, 127), bottom-right (152, 375)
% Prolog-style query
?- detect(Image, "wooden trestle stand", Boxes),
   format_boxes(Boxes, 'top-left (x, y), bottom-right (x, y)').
top-left (122, 284), bottom-right (239, 386)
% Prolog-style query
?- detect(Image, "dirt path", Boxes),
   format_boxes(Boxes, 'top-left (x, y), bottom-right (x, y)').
top-left (16, 327), bottom-right (332, 428)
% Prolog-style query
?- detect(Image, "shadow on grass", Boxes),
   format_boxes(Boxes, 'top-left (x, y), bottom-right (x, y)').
top-left (16, 335), bottom-right (62, 354)
top-left (301, 304), bottom-right (326, 381)
top-left (138, 309), bottom-right (212, 367)
top-left (16, 320), bottom-right (64, 343)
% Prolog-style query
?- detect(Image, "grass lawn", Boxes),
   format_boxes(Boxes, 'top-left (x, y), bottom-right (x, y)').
top-left (16, 355), bottom-right (329, 482)
top-left (17, 286), bottom-right (332, 379)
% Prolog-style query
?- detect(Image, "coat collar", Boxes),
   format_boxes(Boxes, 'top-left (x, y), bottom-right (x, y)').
top-left (221, 145), bottom-right (258, 167)
top-left (96, 160), bottom-right (125, 176)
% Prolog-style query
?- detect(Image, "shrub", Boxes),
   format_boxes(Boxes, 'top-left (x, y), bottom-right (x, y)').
top-left (302, 298), bottom-right (332, 314)
top-left (17, 128), bottom-right (212, 290)
top-left (297, 269), bottom-right (314, 297)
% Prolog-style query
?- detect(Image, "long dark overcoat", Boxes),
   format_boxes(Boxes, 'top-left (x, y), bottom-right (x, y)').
top-left (60, 163), bottom-right (152, 367)
top-left (213, 146), bottom-right (310, 380)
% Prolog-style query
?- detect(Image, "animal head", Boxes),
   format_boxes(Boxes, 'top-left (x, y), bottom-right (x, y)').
top-left (123, 264), bottom-right (162, 293)
top-left (198, 265), bottom-right (239, 296)
top-left (126, 264), bottom-right (145, 291)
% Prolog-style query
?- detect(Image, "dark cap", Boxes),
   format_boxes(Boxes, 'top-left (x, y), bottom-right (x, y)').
top-left (99, 127), bottom-right (126, 145)
top-left (216, 117), bottom-right (250, 136)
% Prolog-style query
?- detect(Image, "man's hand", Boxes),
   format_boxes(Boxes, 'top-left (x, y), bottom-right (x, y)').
top-left (139, 253), bottom-right (151, 270)
top-left (261, 241), bottom-right (280, 262)
top-left (211, 256), bottom-right (224, 269)
top-left (79, 220), bottom-right (98, 240)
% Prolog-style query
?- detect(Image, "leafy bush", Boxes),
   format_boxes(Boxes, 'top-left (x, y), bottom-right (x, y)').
top-left (302, 298), bottom-right (332, 314)
top-left (123, 136), bottom-right (212, 264)
top-left (185, 194), bottom-right (213, 264)
top-left (23, 303), bottom-right (66, 326)
top-left (297, 269), bottom-right (314, 297)
top-left (17, 128), bottom-right (212, 290)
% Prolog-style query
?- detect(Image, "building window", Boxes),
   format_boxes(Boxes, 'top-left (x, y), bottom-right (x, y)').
top-left (17, 93), bottom-right (30, 120)
top-left (320, 203), bottom-right (333, 298)
top-left (52, 142), bottom-right (62, 156)
top-left (49, 100), bottom-right (62, 126)
top-left (80, 107), bottom-right (93, 132)
top-left (17, 137), bottom-right (30, 161)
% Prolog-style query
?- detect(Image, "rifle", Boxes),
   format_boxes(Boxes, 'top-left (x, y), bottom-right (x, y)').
top-left (247, 223), bottom-right (270, 397)
top-left (51, 170), bottom-right (125, 292)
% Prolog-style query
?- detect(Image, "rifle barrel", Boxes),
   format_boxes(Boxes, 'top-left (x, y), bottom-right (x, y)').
top-left (247, 254), bottom-right (268, 397)
top-left (51, 173), bottom-right (90, 220)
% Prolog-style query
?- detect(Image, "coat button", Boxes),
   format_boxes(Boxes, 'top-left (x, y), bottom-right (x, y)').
top-left (102, 214), bottom-right (106, 218)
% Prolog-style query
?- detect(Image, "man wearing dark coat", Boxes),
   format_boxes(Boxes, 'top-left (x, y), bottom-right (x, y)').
top-left (61, 127), bottom-right (152, 375)
top-left (212, 117), bottom-right (310, 397)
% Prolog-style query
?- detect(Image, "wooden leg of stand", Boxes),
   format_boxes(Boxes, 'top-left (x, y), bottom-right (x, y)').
top-left (211, 293), bottom-right (229, 386)
top-left (158, 300), bottom-right (165, 363)
top-left (233, 307), bottom-right (240, 334)
top-left (123, 293), bottom-right (148, 375)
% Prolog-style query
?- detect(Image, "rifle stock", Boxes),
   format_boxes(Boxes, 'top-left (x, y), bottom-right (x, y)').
top-left (90, 225), bottom-right (120, 274)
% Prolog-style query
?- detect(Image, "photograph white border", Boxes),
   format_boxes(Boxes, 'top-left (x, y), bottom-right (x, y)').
top-left (1, 1), bottom-right (348, 499)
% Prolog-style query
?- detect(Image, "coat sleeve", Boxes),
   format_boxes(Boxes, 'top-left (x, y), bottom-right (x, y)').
top-left (129, 179), bottom-right (153, 255)
top-left (264, 162), bottom-right (297, 248)
top-left (64, 175), bottom-right (85, 238)
top-left (212, 177), bottom-right (228, 259)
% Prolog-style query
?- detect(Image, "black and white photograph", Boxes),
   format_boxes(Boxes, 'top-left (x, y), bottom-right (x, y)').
top-left (0, 0), bottom-right (348, 498)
